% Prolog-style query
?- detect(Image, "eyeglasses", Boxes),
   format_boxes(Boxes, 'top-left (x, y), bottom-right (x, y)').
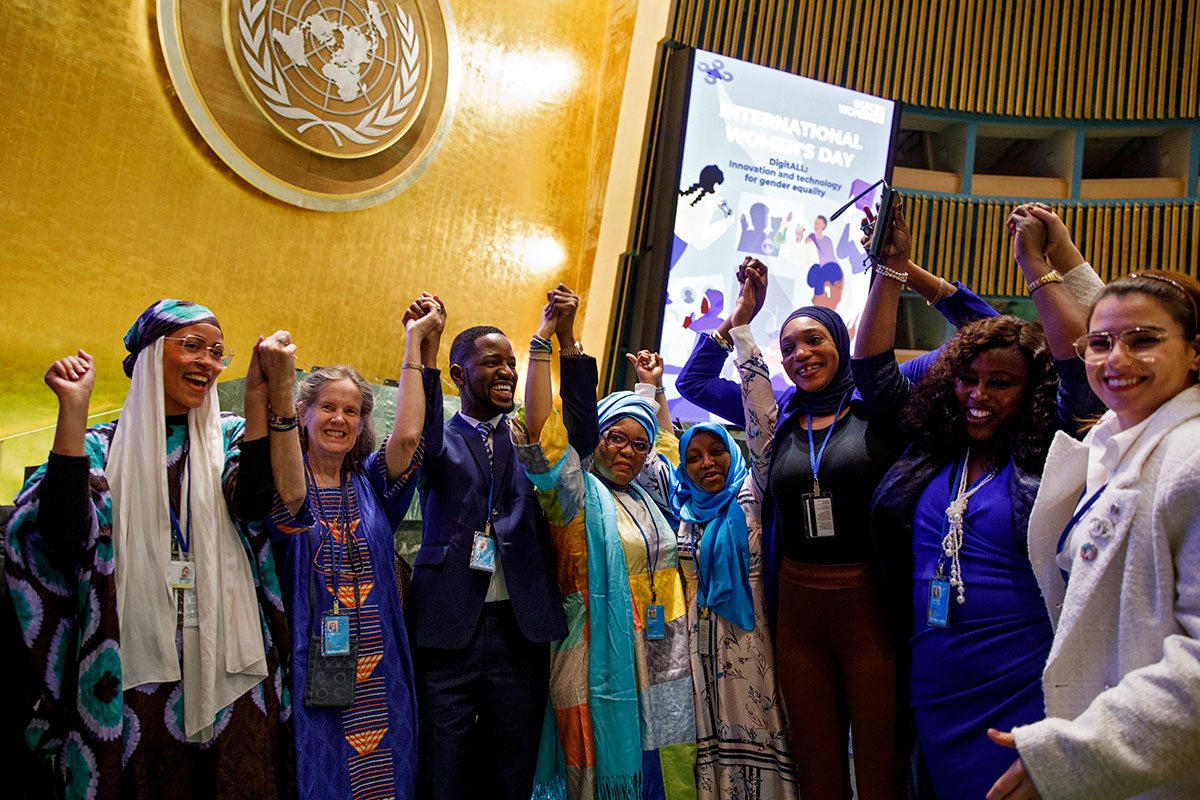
top-left (163, 336), bottom-right (234, 368)
top-left (1073, 327), bottom-right (1175, 363)
top-left (602, 429), bottom-right (652, 455)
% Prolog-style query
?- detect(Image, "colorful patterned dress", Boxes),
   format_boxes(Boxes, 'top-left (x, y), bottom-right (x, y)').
top-left (267, 444), bottom-right (421, 800)
top-left (676, 352), bottom-right (797, 800)
top-left (515, 413), bottom-right (697, 800)
top-left (4, 414), bottom-right (292, 800)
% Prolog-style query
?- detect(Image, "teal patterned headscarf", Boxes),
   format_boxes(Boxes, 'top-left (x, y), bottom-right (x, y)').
top-left (122, 299), bottom-right (220, 377)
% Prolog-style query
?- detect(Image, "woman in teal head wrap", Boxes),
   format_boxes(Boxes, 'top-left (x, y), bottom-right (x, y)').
top-left (672, 417), bottom-right (797, 797)
top-left (4, 299), bottom-right (293, 799)
top-left (515, 302), bottom-right (697, 800)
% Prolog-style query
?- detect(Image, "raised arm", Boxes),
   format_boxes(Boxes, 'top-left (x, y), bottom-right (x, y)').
top-left (524, 292), bottom-right (559, 442)
top-left (677, 258), bottom-right (770, 426)
top-left (551, 283), bottom-right (600, 456)
top-left (256, 331), bottom-right (305, 515)
top-left (627, 350), bottom-right (672, 435)
top-left (45, 350), bottom-right (95, 458)
top-left (387, 294), bottom-right (445, 479)
top-left (725, 265), bottom-right (779, 495)
top-left (854, 200), bottom-right (912, 360)
top-left (1007, 205), bottom-right (1090, 360)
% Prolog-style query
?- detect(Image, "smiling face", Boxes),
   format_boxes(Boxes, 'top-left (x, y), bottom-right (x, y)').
top-left (301, 379), bottom-right (364, 461)
top-left (593, 417), bottom-right (651, 488)
top-left (684, 430), bottom-right (731, 494)
top-left (780, 315), bottom-right (839, 393)
top-left (452, 332), bottom-right (517, 419)
top-left (1085, 293), bottom-right (1200, 429)
top-left (953, 345), bottom-right (1029, 447)
top-left (161, 322), bottom-right (224, 415)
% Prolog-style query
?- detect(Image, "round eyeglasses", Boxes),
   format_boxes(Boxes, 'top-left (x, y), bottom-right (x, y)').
top-left (602, 429), bottom-right (652, 455)
top-left (163, 335), bottom-right (234, 368)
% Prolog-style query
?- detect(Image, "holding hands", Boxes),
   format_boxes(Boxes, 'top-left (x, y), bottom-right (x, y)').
top-left (731, 257), bottom-right (768, 328)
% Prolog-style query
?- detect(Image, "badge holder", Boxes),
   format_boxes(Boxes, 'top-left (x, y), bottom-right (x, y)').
top-left (802, 492), bottom-right (836, 539)
top-left (645, 598), bottom-right (666, 641)
top-left (305, 561), bottom-right (359, 709)
top-left (697, 607), bottom-right (716, 658)
top-left (170, 558), bottom-right (199, 628)
top-left (927, 568), bottom-right (950, 629)
top-left (469, 522), bottom-right (497, 573)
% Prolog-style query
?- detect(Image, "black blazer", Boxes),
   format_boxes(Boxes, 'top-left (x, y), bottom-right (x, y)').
top-left (407, 358), bottom-right (598, 649)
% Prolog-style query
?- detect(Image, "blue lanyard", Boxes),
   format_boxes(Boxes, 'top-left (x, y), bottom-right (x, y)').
top-left (168, 486), bottom-right (192, 555)
top-left (1056, 482), bottom-right (1109, 581)
top-left (307, 460), bottom-right (351, 575)
top-left (617, 488), bottom-right (660, 602)
top-left (806, 391), bottom-right (850, 493)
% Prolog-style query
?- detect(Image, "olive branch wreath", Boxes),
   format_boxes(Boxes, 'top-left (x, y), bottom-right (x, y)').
top-left (239, 0), bottom-right (421, 147)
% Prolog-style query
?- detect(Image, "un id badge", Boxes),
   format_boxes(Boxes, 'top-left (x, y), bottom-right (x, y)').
top-left (469, 530), bottom-right (497, 572)
top-left (645, 604), bottom-right (666, 640)
top-left (802, 492), bottom-right (836, 538)
top-left (927, 577), bottom-right (950, 628)
top-left (322, 614), bottom-right (351, 655)
top-left (169, 559), bottom-right (195, 589)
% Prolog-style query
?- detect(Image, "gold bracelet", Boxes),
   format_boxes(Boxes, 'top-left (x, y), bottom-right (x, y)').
top-left (560, 341), bottom-right (585, 357)
top-left (709, 331), bottom-right (734, 353)
top-left (926, 277), bottom-right (950, 307)
top-left (400, 362), bottom-right (425, 371)
top-left (1027, 270), bottom-right (1063, 294)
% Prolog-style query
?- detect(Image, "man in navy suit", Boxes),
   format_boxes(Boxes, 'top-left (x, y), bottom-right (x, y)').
top-left (409, 286), bottom-right (597, 800)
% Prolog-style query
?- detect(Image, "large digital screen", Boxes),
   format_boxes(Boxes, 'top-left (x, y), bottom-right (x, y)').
top-left (656, 49), bottom-right (898, 422)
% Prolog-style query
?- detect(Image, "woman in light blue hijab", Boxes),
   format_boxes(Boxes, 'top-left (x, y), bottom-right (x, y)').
top-left (672, 414), bottom-right (798, 796)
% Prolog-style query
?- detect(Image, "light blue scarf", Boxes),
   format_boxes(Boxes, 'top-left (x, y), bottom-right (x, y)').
top-left (673, 423), bottom-right (754, 631)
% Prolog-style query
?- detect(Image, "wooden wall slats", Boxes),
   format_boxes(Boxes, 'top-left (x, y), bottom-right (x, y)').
top-left (672, 0), bottom-right (1198, 121)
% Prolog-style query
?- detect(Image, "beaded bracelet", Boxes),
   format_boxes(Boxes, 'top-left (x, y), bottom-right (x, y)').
top-left (528, 353), bottom-right (552, 363)
top-left (530, 335), bottom-right (553, 354)
top-left (874, 263), bottom-right (909, 284)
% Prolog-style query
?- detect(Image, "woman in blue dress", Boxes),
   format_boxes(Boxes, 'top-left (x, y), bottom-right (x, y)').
top-left (252, 294), bottom-right (444, 799)
top-left (852, 202), bottom-right (1104, 798)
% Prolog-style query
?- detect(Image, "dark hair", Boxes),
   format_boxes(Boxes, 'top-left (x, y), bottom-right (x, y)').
top-left (680, 165), bottom-right (725, 207)
top-left (450, 325), bottom-right (507, 369)
top-left (1089, 270), bottom-right (1200, 338)
top-left (807, 261), bottom-right (844, 293)
top-left (297, 365), bottom-right (376, 470)
top-left (902, 315), bottom-right (1058, 473)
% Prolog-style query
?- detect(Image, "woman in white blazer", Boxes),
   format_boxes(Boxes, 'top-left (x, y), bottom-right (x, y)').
top-left (987, 270), bottom-right (1200, 800)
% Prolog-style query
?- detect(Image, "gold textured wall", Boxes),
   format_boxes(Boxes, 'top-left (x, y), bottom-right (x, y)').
top-left (1, 0), bottom-right (638, 497)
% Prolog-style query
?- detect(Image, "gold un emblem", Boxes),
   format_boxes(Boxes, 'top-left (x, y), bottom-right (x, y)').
top-left (157, 0), bottom-right (459, 210)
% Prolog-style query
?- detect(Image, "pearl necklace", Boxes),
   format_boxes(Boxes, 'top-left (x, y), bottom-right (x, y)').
top-left (941, 449), bottom-right (997, 606)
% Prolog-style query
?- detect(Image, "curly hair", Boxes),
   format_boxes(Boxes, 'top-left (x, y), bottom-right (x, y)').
top-left (297, 365), bottom-right (377, 471)
top-left (902, 315), bottom-right (1058, 473)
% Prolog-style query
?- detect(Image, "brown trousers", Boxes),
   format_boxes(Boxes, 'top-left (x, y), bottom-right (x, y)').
top-left (775, 559), bottom-right (903, 800)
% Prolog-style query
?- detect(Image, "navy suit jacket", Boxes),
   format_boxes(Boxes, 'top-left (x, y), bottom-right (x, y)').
top-left (408, 358), bottom-right (599, 649)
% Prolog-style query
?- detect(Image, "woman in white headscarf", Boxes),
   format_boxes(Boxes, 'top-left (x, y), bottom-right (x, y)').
top-left (5, 299), bottom-right (292, 800)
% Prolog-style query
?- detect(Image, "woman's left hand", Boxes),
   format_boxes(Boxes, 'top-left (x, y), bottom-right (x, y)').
top-left (985, 729), bottom-right (1043, 800)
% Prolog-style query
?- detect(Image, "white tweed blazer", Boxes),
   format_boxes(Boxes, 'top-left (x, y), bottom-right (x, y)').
top-left (1013, 386), bottom-right (1200, 799)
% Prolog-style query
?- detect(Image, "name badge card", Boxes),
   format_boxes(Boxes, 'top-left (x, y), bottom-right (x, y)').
top-left (469, 531), bottom-right (497, 572)
top-left (322, 614), bottom-right (351, 655)
top-left (927, 578), bottom-right (950, 628)
top-left (802, 492), bottom-right (836, 538)
top-left (645, 604), bottom-right (666, 640)
top-left (169, 559), bottom-right (195, 590)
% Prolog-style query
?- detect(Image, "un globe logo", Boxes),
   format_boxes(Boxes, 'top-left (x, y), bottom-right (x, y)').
top-left (235, 0), bottom-right (427, 157)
